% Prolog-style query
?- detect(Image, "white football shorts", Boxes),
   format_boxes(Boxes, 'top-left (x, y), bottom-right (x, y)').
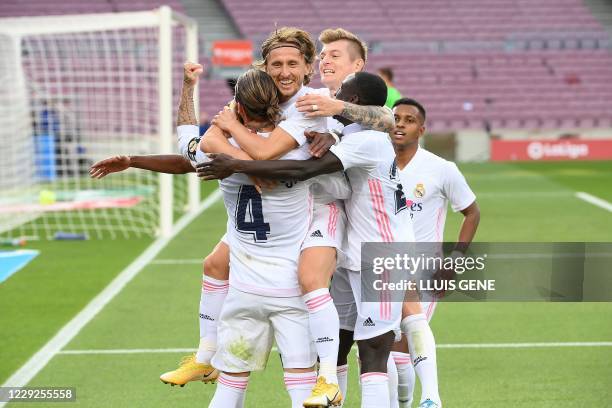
top-left (301, 200), bottom-right (346, 253)
top-left (212, 287), bottom-right (317, 373)
top-left (330, 267), bottom-right (402, 341)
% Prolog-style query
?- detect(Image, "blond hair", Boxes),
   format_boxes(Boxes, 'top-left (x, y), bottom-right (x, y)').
top-left (319, 28), bottom-right (368, 63)
top-left (234, 69), bottom-right (282, 126)
top-left (254, 27), bottom-right (316, 85)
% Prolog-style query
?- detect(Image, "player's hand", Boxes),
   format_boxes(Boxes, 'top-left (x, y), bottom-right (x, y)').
top-left (296, 94), bottom-right (344, 118)
top-left (432, 266), bottom-right (456, 298)
top-left (212, 106), bottom-right (239, 133)
top-left (196, 153), bottom-right (237, 180)
top-left (305, 131), bottom-right (335, 158)
top-left (249, 176), bottom-right (277, 193)
top-left (89, 155), bottom-right (130, 179)
top-left (183, 62), bottom-right (203, 86)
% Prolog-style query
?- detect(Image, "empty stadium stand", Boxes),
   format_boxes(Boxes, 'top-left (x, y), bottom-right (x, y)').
top-left (2, 0), bottom-right (611, 130)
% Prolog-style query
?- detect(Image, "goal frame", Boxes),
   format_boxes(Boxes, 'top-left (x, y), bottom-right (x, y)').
top-left (0, 6), bottom-right (200, 238)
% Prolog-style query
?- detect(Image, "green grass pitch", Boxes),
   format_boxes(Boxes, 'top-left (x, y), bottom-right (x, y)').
top-left (1, 161), bottom-right (611, 407)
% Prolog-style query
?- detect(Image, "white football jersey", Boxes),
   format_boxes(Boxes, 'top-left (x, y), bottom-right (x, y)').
top-left (329, 123), bottom-right (415, 271)
top-left (278, 86), bottom-right (350, 204)
top-left (178, 124), bottom-right (312, 297)
top-left (397, 147), bottom-right (476, 243)
top-left (223, 133), bottom-right (312, 297)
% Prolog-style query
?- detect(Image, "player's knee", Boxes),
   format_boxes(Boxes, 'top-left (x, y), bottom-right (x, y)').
top-left (203, 254), bottom-right (229, 280)
top-left (391, 334), bottom-right (409, 353)
top-left (298, 271), bottom-right (327, 293)
top-left (357, 332), bottom-right (395, 373)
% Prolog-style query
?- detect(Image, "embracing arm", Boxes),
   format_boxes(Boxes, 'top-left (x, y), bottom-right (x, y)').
top-left (90, 154), bottom-right (193, 179)
top-left (197, 151), bottom-right (343, 181)
top-left (130, 155), bottom-right (194, 174)
top-left (295, 94), bottom-right (395, 132)
top-left (340, 103), bottom-right (395, 132)
top-left (227, 122), bottom-right (297, 161)
top-left (200, 125), bottom-right (252, 161)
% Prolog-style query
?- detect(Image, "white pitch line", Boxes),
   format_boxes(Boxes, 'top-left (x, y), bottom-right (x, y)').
top-left (476, 191), bottom-right (572, 198)
top-left (436, 341), bottom-right (612, 349)
top-left (151, 259), bottom-right (203, 265)
top-left (0, 189), bottom-right (222, 400)
top-left (56, 341), bottom-right (612, 355)
top-left (576, 192), bottom-right (612, 213)
top-left (59, 348), bottom-right (198, 355)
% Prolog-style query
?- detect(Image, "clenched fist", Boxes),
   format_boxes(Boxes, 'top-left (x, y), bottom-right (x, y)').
top-left (183, 62), bottom-right (203, 86)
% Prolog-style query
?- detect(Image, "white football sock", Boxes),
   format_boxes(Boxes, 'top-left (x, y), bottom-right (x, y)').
top-left (360, 372), bottom-right (390, 408)
top-left (401, 314), bottom-right (441, 405)
top-left (337, 364), bottom-right (349, 406)
top-left (197, 276), bottom-right (228, 364)
top-left (284, 371), bottom-right (317, 408)
top-left (208, 373), bottom-right (248, 408)
top-left (303, 288), bottom-right (339, 384)
top-left (392, 352), bottom-right (415, 408)
top-left (387, 354), bottom-right (399, 408)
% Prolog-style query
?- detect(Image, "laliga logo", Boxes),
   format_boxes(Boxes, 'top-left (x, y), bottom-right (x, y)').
top-left (527, 141), bottom-right (589, 160)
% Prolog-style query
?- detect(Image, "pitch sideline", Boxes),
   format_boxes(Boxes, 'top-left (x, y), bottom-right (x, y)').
top-left (0, 189), bottom-right (222, 402)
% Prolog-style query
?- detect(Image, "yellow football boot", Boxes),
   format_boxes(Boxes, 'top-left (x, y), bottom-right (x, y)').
top-left (302, 376), bottom-right (343, 407)
top-left (160, 354), bottom-right (218, 387)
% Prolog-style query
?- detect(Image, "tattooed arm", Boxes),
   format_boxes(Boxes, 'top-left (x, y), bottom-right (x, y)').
top-left (339, 103), bottom-right (394, 133)
top-left (295, 94), bottom-right (395, 132)
top-left (177, 62), bottom-right (201, 126)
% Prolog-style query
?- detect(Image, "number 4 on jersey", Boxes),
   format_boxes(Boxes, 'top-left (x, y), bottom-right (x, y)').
top-left (235, 185), bottom-right (271, 242)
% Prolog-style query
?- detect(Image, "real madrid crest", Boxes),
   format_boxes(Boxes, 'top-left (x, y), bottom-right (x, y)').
top-left (414, 183), bottom-right (425, 198)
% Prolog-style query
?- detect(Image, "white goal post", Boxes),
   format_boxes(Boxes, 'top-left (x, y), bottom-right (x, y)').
top-left (0, 6), bottom-right (200, 239)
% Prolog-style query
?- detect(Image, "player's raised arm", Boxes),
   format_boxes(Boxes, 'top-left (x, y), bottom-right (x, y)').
top-left (177, 62), bottom-right (201, 127)
top-left (89, 154), bottom-right (194, 179)
top-left (177, 62), bottom-right (204, 161)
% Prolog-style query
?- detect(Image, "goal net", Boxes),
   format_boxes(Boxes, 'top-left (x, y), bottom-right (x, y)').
top-left (0, 7), bottom-right (199, 240)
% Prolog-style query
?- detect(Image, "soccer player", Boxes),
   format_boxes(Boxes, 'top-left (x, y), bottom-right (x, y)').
top-left (202, 68), bottom-right (320, 408)
top-left (198, 72), bottom-right (438, 408)
top-left (183, 27), bottom-right (394, 407)
top-left (92, 68), bottom-right (319, 408)
top-left (390, 98), bottom-right (480, 408)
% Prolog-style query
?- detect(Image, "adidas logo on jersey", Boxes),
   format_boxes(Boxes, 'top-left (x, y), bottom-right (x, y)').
top-left (200, 313), bottom-right (214, 321)
top-left (315, 336), bottom-right (335, 343)
top-left (310, 230), bottom-right (323, 238)
top-left (363, 317), bottom-right (376, 327)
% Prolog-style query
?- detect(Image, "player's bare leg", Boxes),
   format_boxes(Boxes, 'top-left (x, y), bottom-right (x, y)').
top-left (208, 371), bottom-right (249, 408)
top-left (400, 299), bottom-right (441, 407)
top-left (299, 247), bottom-right (343, 407)
top-left (336, 329), bottom-right (354, 405)
top-left (160, 241), bottom-right (229, 386)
